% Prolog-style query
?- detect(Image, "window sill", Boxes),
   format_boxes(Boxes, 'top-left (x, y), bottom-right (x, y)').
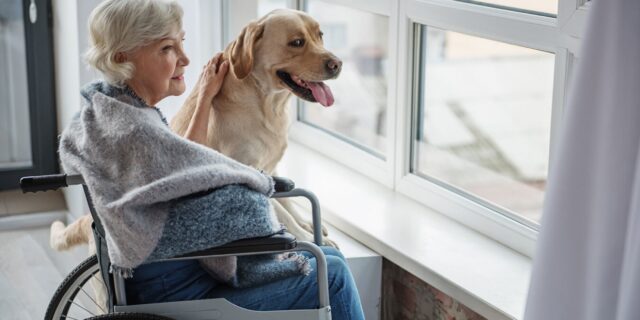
top-left (278, 142), bottom-right (531, 320)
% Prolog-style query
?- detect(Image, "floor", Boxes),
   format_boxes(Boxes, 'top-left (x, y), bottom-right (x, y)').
top-left (0, 225), bottom-right (87, 320)
top-left (0, 187), bottom-right (81, 319)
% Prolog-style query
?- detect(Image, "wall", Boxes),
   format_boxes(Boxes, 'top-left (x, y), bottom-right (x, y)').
top-left (382, 259), bottom-right (487, 320)
top-left (52, 0), bottom-right (85, 219)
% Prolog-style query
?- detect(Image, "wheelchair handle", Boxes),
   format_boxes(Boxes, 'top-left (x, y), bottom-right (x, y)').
top-left (20, 174), bottom-right (85, 193)
top-left (272, 176), bottom-right (295, 193)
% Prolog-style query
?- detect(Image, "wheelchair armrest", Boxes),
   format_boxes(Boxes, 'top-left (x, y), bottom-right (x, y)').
top-left (172, 232), bottom-right (297, 259)
top-left (272, 176), bottom-right (295, 193)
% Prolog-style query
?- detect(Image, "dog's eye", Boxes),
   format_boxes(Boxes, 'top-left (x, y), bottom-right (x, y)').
top-left (288, 39), bottom-right (305, 48)
top-left (319, 31), bottom-right (324, 38)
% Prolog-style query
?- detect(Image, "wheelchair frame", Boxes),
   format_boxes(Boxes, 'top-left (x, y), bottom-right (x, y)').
top-left (21, 174), bottom-right (332, 320)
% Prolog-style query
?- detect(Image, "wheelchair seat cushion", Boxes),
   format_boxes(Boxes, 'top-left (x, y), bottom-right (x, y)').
top-left (58, 81), bottom-right (297, 280)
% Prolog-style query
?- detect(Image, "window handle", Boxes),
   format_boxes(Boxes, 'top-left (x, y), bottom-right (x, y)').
top-left (29, 0), bottom-right (37, 24)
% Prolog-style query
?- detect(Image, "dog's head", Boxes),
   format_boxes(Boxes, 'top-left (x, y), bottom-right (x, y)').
top-left (227, 9), bottom-right (342, 107)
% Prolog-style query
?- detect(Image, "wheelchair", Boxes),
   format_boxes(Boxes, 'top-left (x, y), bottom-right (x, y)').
top-left (20, 173), bottom-right (332, 320)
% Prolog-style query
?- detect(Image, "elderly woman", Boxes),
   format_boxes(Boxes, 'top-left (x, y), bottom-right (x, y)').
top-left (59, 0), bottom-right (365, 319)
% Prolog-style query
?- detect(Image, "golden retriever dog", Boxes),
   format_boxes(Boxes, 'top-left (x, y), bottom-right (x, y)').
top-left (51, 9), bottom-right (339, 268)
top-left (171, 9), bottom-right (341, 247)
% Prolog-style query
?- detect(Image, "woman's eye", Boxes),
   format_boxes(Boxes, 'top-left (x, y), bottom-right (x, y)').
top-left (162, 45), bottom-right (173, 51)
top-left (288, 39), bottom-right (305, 47)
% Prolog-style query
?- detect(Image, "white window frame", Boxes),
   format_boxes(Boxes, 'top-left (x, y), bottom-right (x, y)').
top-left (222, 0), bottom-right (591, 257)
top-left (396, 0), bottom-right (587, 256)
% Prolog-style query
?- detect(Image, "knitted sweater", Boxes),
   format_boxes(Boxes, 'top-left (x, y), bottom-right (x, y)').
top-left (59, 81), bottom-right (309, 286)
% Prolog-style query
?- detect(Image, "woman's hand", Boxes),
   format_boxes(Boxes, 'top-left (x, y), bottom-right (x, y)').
top-left (185, 53), bottom-right (229, 145)
top-left (198, 52), bottom-right (229, 102)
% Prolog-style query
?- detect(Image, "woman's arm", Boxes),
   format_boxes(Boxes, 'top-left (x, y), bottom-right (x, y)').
top-left (184, 52), bottom-right (229, 145)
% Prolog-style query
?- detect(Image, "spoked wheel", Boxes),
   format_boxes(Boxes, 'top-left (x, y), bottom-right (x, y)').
top-left (44, 255), bottom-right (174, 320)
top-left (45, 255), bottom-right (105, 319)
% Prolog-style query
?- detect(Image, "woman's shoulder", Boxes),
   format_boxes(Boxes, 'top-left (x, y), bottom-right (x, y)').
top-left (80, 80), bottom-right (113, 103)
top-left (80, 80), bottom-right (146, 109)
top-left (75, 83), bottom-right (164, 138)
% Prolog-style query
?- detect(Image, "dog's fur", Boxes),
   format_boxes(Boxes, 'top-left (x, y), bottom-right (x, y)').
top-left (51, 9), bottom-right (340, 263)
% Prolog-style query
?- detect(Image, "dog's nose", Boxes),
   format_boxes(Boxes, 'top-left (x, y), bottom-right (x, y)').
top-left (325, 58), bottom-right (342, 76)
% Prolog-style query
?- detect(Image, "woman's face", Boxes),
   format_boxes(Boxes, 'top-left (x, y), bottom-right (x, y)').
top-left (125, 30), bottom-right (190, 105)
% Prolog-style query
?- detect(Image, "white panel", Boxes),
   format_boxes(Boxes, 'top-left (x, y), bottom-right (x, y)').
top-left (0, 22), bottom-right (10, 163)
top-left (52, 0), bottom-right (82, 216)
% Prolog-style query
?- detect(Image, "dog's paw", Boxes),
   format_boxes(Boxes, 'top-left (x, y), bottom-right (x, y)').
top-left (321, 237), bottom-right (340, 249)
top-left (50, 221), bottom-right (67, 250)
top-left (300, 221), bottom-right (313, 235)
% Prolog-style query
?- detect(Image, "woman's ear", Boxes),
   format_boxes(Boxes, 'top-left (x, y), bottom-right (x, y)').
top-left (229, 21), bottom-right (265, 80)
top-left (114, 52), bottom-right (127, 63)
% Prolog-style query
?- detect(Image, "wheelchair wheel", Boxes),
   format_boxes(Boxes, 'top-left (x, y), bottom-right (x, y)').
top-left (45, 255), bottom-right (173, 320)
top-left (45, 254), bottom-right (107, 319)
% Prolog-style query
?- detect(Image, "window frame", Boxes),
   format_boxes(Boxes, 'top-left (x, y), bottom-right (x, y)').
top-left (394, 0), bottom-right (586, 256)
top-left (222, 0), bottom-right (590, 257)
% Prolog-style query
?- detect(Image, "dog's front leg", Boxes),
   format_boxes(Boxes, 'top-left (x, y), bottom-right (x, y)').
top-left (271, 199), bottom-right (339, 248)
top-left (275, 197), bottom-right (329, 237)
top-left (270, 170), bottom-right (329, 237)
top-left (271, 199), bottom-right (314, 242)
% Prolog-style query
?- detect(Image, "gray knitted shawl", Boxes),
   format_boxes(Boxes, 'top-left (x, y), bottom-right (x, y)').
top-left (59, 81), bottom-right (309, 286)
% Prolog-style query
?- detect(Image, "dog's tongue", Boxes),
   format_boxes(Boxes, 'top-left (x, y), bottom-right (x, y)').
top-left (307, 81), bottom-right (334, 107)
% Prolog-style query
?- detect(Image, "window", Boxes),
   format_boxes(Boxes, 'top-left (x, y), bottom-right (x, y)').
top-left (298, 1), bottom-right (390, 157)
top-left (454, 0), bottom-right (558, 16)
top-left (397, 0), bottom-right (587, 255)
top-left (223, 0), bottom-right (589, 256)
top-left (0, 0), bottom-right (58, 190)
top-left (223, 0), bottom-right (292, 47)
top-left (0, 0), bottom-right (32, 170)
top-left (412, 27), bottom-right (554, 226)
top-left (258, 0), bottom-right (288, 16)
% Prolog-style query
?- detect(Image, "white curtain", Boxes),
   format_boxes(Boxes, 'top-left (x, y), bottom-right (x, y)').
top-left (524, 0), bottom-right (640, 319)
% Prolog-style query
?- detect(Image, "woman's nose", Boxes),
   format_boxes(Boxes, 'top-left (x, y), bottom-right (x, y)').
top-left (179, 49), bottom-right (190, 66)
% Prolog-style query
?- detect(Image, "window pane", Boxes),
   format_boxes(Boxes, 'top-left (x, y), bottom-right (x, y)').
top-left (413, 26), bottom-right (554, 225)
top-left (0, 0), bottom-right (32, 170)
top-left (258, 0), bottom-right (288, 16)
top-left (455, 0), bottom-right (557, 16)
top-left (299, 1), bottom-right (389, 157)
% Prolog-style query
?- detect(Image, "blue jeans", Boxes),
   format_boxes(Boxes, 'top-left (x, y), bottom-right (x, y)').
top-left (126, 247), bottom-right (365, 320)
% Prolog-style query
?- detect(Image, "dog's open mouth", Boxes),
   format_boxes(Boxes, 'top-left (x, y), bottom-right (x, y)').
top-left (276, 71), bottom-right (335, 107)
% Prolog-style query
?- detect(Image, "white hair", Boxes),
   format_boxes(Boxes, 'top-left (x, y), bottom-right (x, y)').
top-left (85, 0), bottom-right (183, 86)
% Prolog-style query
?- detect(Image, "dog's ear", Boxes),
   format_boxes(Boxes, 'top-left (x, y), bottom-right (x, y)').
top-left (229, 21), bottom-right (265, 80)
